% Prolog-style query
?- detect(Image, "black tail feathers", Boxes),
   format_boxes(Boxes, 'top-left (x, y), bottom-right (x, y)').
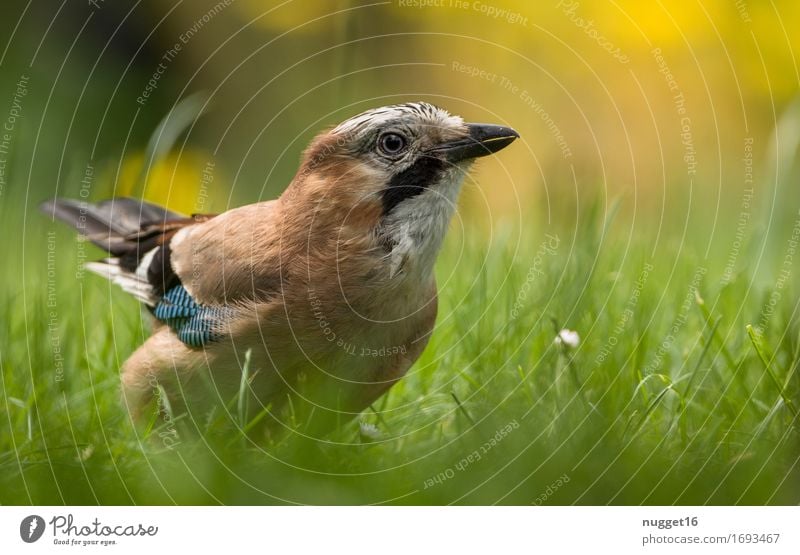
top-left (39, 197), bottom-right (182, 255)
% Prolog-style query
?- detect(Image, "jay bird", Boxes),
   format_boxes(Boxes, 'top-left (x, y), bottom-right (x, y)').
top-left (42, 102), bottom-right (518, 434)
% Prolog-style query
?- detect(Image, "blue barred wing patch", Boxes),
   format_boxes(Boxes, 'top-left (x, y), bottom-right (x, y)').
top-left (154, 285), bottom-right (234, 347)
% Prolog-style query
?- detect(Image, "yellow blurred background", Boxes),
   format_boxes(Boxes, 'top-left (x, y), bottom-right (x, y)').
top-left (3, 0), bottom-right (799, 230)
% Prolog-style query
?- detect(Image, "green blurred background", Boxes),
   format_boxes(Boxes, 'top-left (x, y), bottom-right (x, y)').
top-left (1, 0), bottom-right (799, 505)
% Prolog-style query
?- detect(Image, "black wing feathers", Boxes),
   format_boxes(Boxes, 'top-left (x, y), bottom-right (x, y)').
top-left (41, 197), bottom-right (215, 303)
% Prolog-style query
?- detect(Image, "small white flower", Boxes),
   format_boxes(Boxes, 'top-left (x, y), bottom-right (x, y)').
top-left (359, 422), bottom-right (381, 441)
top-left (554, 328), bottom-right (580, 348)
top-left (78, 444), bottom-right (94, 462)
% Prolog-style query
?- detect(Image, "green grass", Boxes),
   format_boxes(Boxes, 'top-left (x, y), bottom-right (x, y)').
top-left (2, 191), bottom-right (799, 505)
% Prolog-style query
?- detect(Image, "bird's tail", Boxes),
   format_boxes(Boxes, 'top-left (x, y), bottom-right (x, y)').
top-left (39, 197), bottom-right (182, 255)
top-left (40, 197), bottom-right (196, 304)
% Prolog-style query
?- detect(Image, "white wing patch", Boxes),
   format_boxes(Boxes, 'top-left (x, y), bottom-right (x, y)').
top-left (85, 248), bottom-right (159, 305)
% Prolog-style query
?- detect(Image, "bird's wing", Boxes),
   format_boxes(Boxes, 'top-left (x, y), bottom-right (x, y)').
top-left (158, 201), bottom-right (285, 347)
top-left (42, 197), bottom-right (282, 348)
top-left (166, 201), bottom-right (283, 305)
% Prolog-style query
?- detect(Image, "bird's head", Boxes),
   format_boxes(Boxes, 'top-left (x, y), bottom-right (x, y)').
top-left (285, 102), bottom-right (518, 279)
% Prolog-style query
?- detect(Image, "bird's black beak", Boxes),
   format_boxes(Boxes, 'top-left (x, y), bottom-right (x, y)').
top-left (431, 123), bottom-right (519, 163)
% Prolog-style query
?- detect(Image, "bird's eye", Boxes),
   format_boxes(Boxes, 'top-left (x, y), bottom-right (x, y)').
top-left (378, 132), bottom-right (407, 156)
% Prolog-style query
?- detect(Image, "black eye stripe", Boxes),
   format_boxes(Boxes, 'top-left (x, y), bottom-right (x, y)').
top-left (382, 156), bottom-right (445, 216)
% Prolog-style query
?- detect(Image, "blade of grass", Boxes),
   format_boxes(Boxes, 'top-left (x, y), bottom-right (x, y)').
top-left (746, 324), bottom-right (797, 417)
top-left (783, 323), bottom-right (800, 391)
top-left (681, 316), bottom-right (721, 402)
top-left (695, 291), bottom-right (737, 371)
top-left (451, 391), bottom-right (477, 427)
top-left (237, 348), bottom-right (253, 429)
top-left (135, 91), bottom-right (210, 198)
top-left (369, 404), bottom-right (392, 434)
top-left (630, 383), bottom-right (678, 439)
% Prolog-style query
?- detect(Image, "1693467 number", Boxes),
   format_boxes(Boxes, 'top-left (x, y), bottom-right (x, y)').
top-left (732, 533), bottom-right (780, 544)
